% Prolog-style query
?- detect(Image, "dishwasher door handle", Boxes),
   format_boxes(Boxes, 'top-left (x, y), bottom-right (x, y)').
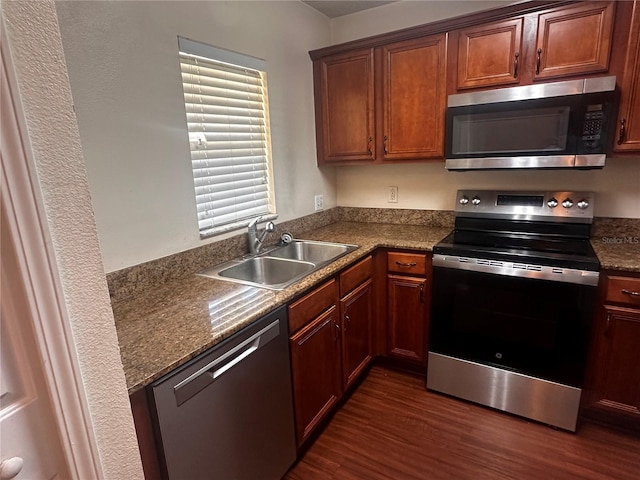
top-left (173, 319), bottom-right (280, 406)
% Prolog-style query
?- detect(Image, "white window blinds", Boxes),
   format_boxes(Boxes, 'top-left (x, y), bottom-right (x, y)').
top-left (178, 37), bottom-right (276, 237)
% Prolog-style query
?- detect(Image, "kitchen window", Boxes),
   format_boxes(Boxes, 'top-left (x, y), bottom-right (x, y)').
top-left (178, 37), bottom-right (276, 238)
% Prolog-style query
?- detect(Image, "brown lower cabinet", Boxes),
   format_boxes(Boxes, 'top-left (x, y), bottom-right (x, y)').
top-left (290, 304), bottom-right (342, 447)
top-left (583, 272), bottom-right (640, 431)
top-left (386, 251), bottom-right (431, 367)
top-left (289, 256), bottom-right (373, 447)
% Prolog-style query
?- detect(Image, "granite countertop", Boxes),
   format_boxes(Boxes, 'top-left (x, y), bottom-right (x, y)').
top-left (590, 239), bottom-right (640, 273)
top-left (114, 219), bottom-right (640, 394)
top-left (114, 222), bottom-right (452, 394)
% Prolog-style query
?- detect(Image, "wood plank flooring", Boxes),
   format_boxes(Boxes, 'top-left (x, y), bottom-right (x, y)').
top-left (284, 365), bottom-right (640, 480)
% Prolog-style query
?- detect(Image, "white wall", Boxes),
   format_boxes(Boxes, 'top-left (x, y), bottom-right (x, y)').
top-left (2, 1), bottom-right (144, 479)
top-left (332, 1), bottom-right (640, 219)
top-left (55, 1), bottom-right (333, 272)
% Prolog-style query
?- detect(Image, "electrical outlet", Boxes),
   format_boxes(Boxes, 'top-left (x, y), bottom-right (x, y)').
top-left (388, 186), bottom-right (398, 203)
top-left (314, 194), bottom-right (324, 211)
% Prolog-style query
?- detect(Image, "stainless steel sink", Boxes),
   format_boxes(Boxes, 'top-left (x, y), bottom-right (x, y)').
top-left (218, 257), bottom-right (315, 289)
top-left (198, 239), bottom-right (358, 290)
top-left (267, 240), bottom-right (355, 265)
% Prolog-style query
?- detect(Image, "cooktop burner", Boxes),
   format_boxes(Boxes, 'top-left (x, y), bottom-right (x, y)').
top-left (434, 190), bottom-right (600, 272)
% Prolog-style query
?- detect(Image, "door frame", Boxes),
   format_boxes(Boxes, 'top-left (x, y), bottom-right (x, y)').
top-left (1, 22), bottom-right (102, 480)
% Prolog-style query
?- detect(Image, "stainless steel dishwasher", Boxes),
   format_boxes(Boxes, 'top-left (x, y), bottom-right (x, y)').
top-left (150, 305), bottom-right (296, 479)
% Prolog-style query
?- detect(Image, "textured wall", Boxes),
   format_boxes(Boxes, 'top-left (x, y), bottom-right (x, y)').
top-left (55, 1), bottom-right (333, 272)
top-left (2, 1), bottom-right (144, 478)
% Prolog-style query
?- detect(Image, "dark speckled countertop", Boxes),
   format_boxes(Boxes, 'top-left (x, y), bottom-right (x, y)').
top-left (114, 218), bottom-right (640, 394)
top-left (114, 222), bottom-right (451, 393)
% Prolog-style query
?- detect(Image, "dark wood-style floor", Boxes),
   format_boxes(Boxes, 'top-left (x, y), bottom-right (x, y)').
top-left (284, 365), bottom-right (640, 480)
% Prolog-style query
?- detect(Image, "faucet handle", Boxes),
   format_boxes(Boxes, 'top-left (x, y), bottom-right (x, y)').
top-left (247, 216), bottom-right (262, 229)
top-left (265, 221), bottom-right (275, 232)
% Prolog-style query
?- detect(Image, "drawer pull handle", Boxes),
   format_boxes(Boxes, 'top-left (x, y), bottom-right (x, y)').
top-left (395, 261), bottom-right (417, 267)
top-left (605, 311), bottom-right (611, 336)
top-left (536, 48), bottom-right (542, 75)
top-left (622, 288), bottom-right (640, 297)
top-left (513, 52), bottom-right (519, 78)
top-left (419, 282), bottom-right (425, 303)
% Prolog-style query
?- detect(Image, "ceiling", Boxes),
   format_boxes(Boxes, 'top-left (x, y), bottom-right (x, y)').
top-left (302, 1), bottom-right (396, 18)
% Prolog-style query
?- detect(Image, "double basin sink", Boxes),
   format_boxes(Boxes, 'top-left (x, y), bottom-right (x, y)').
top-left (198, 240), bottom-right (358, 290)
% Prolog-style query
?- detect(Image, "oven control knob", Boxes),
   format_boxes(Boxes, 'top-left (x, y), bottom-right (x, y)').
top-left (547, 198), bottom-right (558, 208)
top-left (459, 196), bottom-right (469, 206)
top-left (471, 196), bottom-right (481, 206)
top-left (562, 198), bottom-right (573, 208)
top-left (577, 199), bottom-right (589, 209)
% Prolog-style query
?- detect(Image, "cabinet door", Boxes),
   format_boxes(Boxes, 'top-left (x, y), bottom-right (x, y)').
top-left (316, 49), bottom-right (375, 163)
top-left (534, 1), bottom-right (615, 80)
top-left (614, 0), bottom-right (640, 152)
top-left (289, 306), bottom-right (342, 446)
top-left (381, 34), bottom-right (447, 160)
top-left (340, 279), bottom-right (373, 389)
top-left (456, 17), bottom-right (523, 90)
top-left (590, 306), bottom-right (640, 416)
top-left (387, 275), bottom-right (429, 364)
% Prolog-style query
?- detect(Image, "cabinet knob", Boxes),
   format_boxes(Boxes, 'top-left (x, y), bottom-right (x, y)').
top-left (618, 118), bottom-right (626, 145)
top-left (536, 48), bottom-right (542, 75)
top-left (513, 52), bottom-right (519, 78)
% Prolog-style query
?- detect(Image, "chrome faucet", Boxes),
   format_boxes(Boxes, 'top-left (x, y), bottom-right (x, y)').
top-left (247, 217), bottom-right (275, 255)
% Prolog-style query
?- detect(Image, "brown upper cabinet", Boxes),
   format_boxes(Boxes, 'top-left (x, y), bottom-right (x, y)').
top-left (614, 0), bottom-right (640, 152)
top-left (310, 0), bottom-right (636, 164)
top-left (313, 34), bottom-right (446, 165)
top-left (452, 1), bottom-right (616, 91)
top-left (315, 49), bottom-right (375, 163)
top-left (455, 17), bottom-right (524, 90)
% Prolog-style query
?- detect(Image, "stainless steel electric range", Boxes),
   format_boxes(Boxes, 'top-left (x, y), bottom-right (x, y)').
top-left (427, 190), bottom-right (599, 432)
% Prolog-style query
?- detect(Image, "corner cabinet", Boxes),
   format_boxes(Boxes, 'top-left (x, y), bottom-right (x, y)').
top-left (614, 0), bottom-right (640, 152)
top-left (583, 273), bottom-right (640, 431)
top-left (312, 34), bottom-right (447, 165)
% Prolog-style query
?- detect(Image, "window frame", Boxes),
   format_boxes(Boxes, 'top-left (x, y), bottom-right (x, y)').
top-left (178, 37), bottom-right (277, 239)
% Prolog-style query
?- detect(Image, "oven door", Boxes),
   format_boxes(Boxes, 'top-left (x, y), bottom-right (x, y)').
top-left (429, 262), bottom-right (596, 388)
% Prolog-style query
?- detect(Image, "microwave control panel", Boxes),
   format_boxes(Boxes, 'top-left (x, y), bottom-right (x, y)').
top-left (580, 103), bottom-right (609, 151)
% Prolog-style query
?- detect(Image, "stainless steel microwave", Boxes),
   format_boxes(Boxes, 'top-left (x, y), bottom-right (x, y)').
top-left (445, 76), bottom-right (618, 170)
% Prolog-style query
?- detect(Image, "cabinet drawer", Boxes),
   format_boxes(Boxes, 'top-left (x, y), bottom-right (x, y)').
top-left (387, 252), bottom-right (427, 276)
top-left (606, 276), bottom-right (640, 308)
top-left (289, 279), bottom-right (338, 334)
top-left (339, 255), bottom-right (373, 297)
